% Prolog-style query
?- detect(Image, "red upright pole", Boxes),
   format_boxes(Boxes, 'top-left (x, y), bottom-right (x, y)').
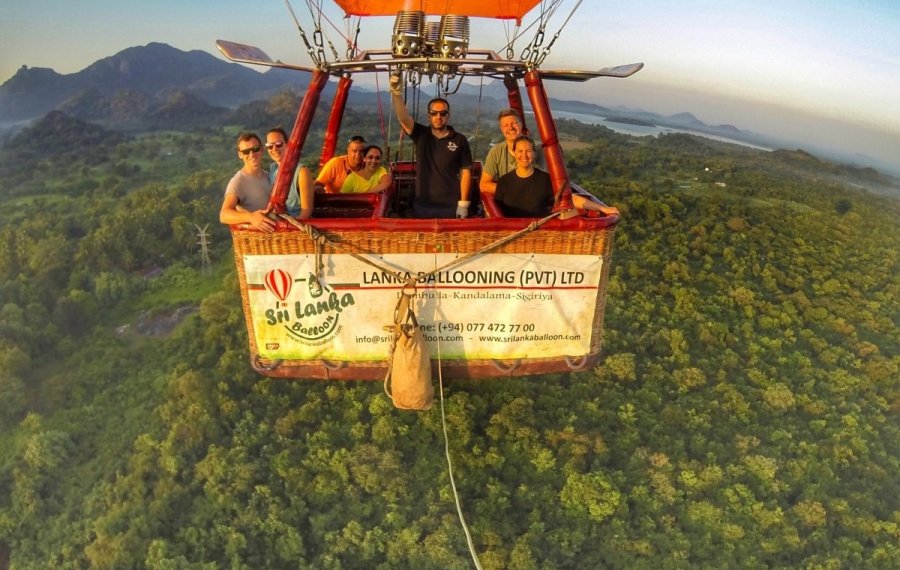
top-left (524, 69), bottom-right (574, 211)
top-left (503, 75), bottom-right (529, 135)
top-left (319, 75), bottom-right (353, 168)
top-left (269, 69), bottom-right (329, 213)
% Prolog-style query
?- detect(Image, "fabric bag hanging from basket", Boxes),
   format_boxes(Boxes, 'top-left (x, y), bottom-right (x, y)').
top-left (384, 287), bottom-right (433, 411)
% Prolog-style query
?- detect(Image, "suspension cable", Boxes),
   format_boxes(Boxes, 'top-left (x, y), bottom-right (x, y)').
top-left (284, 0), bottom-right (320, 66)
top-left (307, 0), bottom-right (355, 58)
top-left (499, 12), bottom-right (541, 59)
top-left (536, 0), bottom-right (583, 66)
top-left (519, 0), bottom-right (567, 64)
top-left (302, 0), bottom-right (328, 64)
top-left (472, 75), bottom-right (484, 160)
top-left (346, 16), bottom-right (361, 60)
top-left (375, 71), bottom-right (388, 149)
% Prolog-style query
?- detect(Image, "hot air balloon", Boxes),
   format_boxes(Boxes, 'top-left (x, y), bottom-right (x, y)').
top-left (220, 0), bottom-right (643, 379)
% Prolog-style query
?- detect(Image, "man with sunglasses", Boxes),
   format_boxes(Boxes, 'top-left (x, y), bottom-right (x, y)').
top-left (220, 132), bottom-right (276, 232)
top-left (266, 127), bottom-right (314, 219)
top-left (389, 73), bottom-right (473, 218)
top-left (315, 135), bottom-right (368, 194)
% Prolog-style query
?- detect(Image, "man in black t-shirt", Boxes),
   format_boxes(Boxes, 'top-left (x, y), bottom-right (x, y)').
top-left (389, 74), bottom-right (473, 218)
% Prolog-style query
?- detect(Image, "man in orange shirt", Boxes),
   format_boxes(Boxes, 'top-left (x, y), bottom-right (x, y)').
top-left (315, 135), bottom-right (367, 193)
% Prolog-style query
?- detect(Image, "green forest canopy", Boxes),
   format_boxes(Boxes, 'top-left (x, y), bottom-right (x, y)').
top-left (0, 96), bottom-right (898, 569)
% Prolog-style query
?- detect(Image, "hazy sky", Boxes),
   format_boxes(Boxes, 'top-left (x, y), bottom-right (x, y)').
top-left (2, 0), bottom-right (899, 171)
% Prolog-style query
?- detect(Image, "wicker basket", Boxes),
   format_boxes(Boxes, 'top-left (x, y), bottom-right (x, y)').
top-left (230, 194), bottom-right (617, 380)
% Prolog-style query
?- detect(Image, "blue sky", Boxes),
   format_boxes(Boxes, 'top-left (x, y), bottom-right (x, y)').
top-left (2, 0), bottom-right (899, 171)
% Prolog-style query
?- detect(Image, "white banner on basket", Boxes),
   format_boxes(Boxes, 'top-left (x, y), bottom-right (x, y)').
top-left (244, 253), bottom-right (603, 361)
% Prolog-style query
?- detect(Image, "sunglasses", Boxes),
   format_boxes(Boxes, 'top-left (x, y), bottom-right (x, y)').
top-left (429, 110), bottom-right (449, 117)
top-left (239, 145), bottom-right (261, 156)
top-left (265, 141), bottom-right (285, 150)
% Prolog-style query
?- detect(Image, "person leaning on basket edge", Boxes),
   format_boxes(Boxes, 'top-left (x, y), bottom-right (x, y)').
top-left (389, 72), bottom-right (474, 219)
top-left (265, 127), bottom-right (314, 219)
top-left (220, 132), bottom-right (277, 232)
top-left (493, 135), bottom-right (619, 218)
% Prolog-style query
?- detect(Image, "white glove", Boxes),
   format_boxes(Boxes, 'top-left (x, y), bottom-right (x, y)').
top-left (456, 201), bottom-right (470, 219)
top-left (389, 74), bottom-right (403, 96)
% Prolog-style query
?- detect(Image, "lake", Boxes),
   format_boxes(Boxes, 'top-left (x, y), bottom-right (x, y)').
top-left (553, 110), bottom-right (774, 152)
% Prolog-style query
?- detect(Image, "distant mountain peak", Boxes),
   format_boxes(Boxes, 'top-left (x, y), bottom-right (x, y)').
top-left (8, 65), bottom-right (63, 82)
top-left (668, 111), bottom-right (698, 120)
top-left (667, 112), bottom-right (703, 126)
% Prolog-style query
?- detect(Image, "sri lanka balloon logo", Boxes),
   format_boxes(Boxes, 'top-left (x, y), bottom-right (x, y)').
top-left (264, 268), bottom-right (292, 307)
top-left (262, 268), bottom-right (355, 343)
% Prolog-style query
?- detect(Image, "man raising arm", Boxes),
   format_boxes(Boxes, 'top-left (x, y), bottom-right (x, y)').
top-left (389, 74), bottom-right (473, 218)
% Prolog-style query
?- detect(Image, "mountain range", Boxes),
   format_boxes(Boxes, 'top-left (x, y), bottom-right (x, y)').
top-left (0, 42), bottom-right (312, 124)
top-left (1, 42), bottom-right (750, 141)
top-left (2, 42), bottom-right (897, 180)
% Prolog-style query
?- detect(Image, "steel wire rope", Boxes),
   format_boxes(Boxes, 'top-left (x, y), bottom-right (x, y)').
top-left (472, 74), bottom-right (484, 162)
top-left (283, 0), bottom-right (320, 65)
top-left (302, 0), bottom-right (329, 62)
top-left (299, 0), bottom-right (341, 62)
top-left (343, 15), bottom-right (362, 59)
top-left (518, 0), bottom-right (567, 63)
top-left (496, 0), bottom-right (568, 58)
top-left (497, 4), bottom-right (544, 58)
top-left (535, 0), bottom-right (583, 66)
top-left (374, 71), bottom-right (389, 152)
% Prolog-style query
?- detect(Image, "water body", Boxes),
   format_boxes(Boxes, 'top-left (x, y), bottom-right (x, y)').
top-left (554, 110), bottom-right (774, 152)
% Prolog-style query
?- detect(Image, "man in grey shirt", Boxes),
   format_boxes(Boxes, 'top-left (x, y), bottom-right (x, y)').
top-left (219, 132), bottom-right (275, 232)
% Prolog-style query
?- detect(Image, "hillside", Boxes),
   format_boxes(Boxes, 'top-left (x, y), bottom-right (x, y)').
top-left (0, 42), bottom-right (312, 121)
top-left (0, 97), bottom-right (897, 568)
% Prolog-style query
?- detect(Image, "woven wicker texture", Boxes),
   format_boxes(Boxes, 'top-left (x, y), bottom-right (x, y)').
top-left (231, 223), bottom-right (616, 379)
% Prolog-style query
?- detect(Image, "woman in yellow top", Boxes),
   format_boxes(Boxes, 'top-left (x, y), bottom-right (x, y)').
top-left (341, 145), bottom-right (391, 193)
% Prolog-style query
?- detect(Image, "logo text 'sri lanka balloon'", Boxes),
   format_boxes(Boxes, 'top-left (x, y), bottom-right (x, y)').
top-left (264, 269), bottom-right (293, 307)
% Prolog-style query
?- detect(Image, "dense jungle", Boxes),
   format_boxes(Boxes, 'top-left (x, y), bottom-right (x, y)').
top-left (0, 89), bottom-right (897, 569)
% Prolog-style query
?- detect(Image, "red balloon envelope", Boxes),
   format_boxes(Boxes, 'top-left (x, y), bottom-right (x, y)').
top-left (334, 0), bottom-right (540, 22)
top-left (264, 269), bottom-right (293, 302)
